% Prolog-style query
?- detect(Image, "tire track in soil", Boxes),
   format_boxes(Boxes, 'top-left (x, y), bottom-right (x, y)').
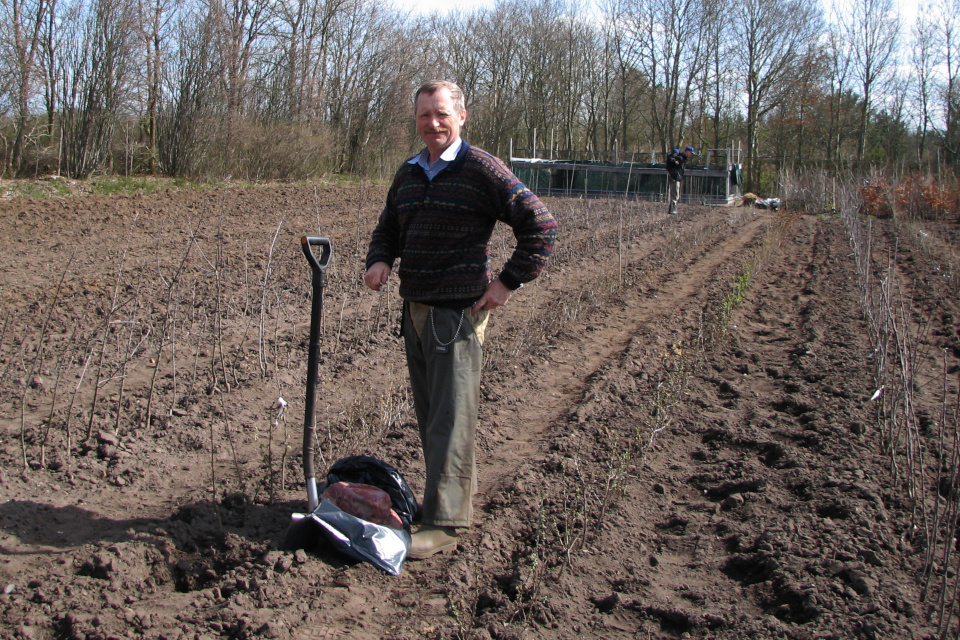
top-left (625, 215), bottom-right (844, 632)
top-left (525, 215), bottom-right (934, 639)
top-left (474, 212), bottom-right (770, 524)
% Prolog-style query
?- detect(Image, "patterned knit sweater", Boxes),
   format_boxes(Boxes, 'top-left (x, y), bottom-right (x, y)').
top-left (366, 141), bottom-right (558, 304)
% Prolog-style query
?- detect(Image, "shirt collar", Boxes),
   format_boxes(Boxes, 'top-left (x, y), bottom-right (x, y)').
top-left (408, 137), bottom-right (463, 166)
top-left (439, 137), bottom-right (463, 162)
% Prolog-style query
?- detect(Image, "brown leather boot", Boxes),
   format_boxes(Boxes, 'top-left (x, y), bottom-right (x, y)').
top-left (408, 525), bottom-right (458, 559)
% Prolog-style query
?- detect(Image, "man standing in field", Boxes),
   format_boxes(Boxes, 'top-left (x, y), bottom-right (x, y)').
top-left (666, 146), bottom-right (697, 215)
top-left (364, 80), bottom-right (558, 559)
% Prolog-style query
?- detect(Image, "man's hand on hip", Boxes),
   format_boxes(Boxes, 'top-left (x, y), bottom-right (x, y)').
top-left (472, 279), bottom-right (512, 312)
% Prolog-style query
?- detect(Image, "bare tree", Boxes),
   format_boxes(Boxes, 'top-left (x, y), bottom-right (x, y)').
top-left (823, 26), bottom-right (856, 163)
top-left (342, 18), bottom-right (420, 174)
top-left (730, 0), bottom-right (822, 190)
top-left (938, 0), bottom-right (960, 162)
top-left (910, 3), bottom-right (941, 162)
top-left (517, 0), bottom-right (564, 155)
top-left (701, 2), bottom-right (737, 153)
top-left (320, 0), bottom-right (418, 173)
top-left (434, 9), bottom-right (486, 138)
top-left (580, 17), bottom-right (615, 156)
top-left (58, 0), bottom-right (136, 178)
top-left (206, 0), bottom-right (271, 162)
top-left (258, 0), bottom-right (350, 122)
top-left (766, 50), bottom-right (827, 171)
top-left (873, 75), bottom-right (909, 162)
top-left (517, 0), bottom-right (598, 157)
top-left (433, 9), bottom-right (482, 100)
top-left (471, 2), bottom-right (524, 158)
top-left (597, 0), bottom-right (645, 157)
top-left (622, 0), bottom-right (715, 154)
top-left (844, 0), bottom-right (901, 161)
top-left (2, 0), bottom-right (50, 175)
top-left (0, 0), bottom-right (922, 181)
top-left (552, 11), bottom-right (596, 155)
top-left (135, 0), bottom-right (178, 172)
top-left (39, 0), bottom-right (62, 136)
top-left (0, 26), bottom-right (18, 124)
top-left (155, 5), bottom-right (222, 176)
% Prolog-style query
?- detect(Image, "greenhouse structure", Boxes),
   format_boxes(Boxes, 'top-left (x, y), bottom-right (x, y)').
top-left (510, 148), bottom-right (743, 205)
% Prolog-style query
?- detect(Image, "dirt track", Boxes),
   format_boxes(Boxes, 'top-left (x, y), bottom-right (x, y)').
top-left (1, 184), bottom-right (959, 639)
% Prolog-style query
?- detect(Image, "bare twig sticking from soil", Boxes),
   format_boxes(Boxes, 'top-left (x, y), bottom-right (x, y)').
top-left (20, 248), bottom-right (76, 470)
top-left (145, 217), bottom-right (204, 429)
top-left (38, 312), bottom-right (87, 467)
top-left (841, 182), bottom-right (960, 638)
top-left (257, 218), bottom-right (284, 376)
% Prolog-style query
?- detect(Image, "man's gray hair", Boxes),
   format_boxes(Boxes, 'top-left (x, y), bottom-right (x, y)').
top-left (415, 80), bottom-right (466, 114)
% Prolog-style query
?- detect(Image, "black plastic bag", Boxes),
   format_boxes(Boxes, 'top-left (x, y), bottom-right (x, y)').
top-left (291, 456), bottom-right (419, 575)
top-left (326, 455), bottom-right (420, 528)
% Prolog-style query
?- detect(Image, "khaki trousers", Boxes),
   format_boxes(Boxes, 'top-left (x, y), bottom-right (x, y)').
top-left (403, 301), bottom-right (489, 528)
top-left (668, 179), bottom-right (682, 214)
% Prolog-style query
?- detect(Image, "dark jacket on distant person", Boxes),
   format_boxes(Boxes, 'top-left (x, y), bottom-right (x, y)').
top-left (666, 149), bottom-right (686, 182)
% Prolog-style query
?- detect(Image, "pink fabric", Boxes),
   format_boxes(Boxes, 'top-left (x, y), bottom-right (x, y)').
top-left (322, 481), bottom-right (404, 529)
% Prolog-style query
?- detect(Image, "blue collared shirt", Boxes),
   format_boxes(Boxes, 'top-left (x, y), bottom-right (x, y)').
top-left (408, 138), bottom-right (463, 181)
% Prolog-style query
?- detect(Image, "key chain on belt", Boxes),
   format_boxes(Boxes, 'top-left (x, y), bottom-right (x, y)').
top-left (429, 307), bottom-right (464, 354)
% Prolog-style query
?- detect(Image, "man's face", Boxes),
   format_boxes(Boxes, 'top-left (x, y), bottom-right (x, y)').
top-left (416, 87), bottom-right (467, 160)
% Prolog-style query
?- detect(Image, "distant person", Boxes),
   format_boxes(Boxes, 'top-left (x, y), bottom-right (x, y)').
top-left (364, 80), bottom-right (558, 559)
top-left (666, 146), bottom-right (697, 215)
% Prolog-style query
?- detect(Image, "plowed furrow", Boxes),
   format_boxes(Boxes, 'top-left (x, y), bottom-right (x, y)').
top-left (477, 212), bottom-right (770, 498)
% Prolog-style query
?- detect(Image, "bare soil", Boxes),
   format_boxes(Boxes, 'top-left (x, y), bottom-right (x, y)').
top-left (1, 183), bottom-right (959, 640)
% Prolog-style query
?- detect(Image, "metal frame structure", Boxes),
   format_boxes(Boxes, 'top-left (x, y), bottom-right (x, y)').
top-left (510, 147), bottom-right (743, 205)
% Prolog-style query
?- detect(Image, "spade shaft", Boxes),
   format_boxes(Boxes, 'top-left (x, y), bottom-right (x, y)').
top-left (300, 236), bottom-right (332, 511)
